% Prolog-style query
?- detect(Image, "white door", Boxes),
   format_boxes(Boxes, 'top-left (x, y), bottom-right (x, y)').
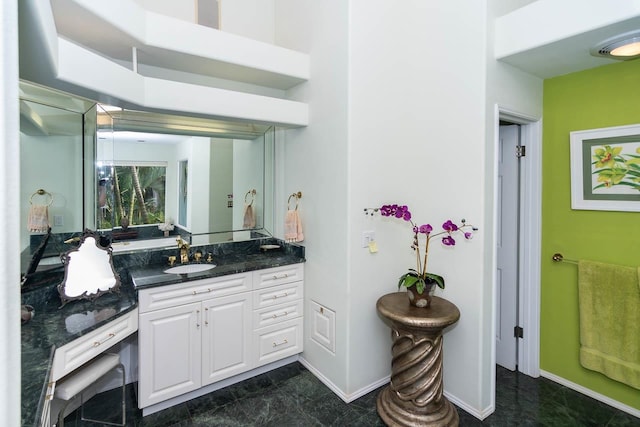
top-left (496, 125), bottom-right (520, 371)
top-left (138, 302), bottom-right (202, 408)
top-left (201, 292), bottom-right (252, 385)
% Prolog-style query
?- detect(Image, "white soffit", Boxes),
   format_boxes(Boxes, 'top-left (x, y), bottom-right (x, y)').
top-left (495, 0), bottom-right (640, 78)
top-left (19, 0), bottom-right (309, 127)
top-left (50, 0), bottom-right (309, 90)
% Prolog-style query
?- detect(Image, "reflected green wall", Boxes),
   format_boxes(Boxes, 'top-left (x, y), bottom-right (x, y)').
top-left (541, 59), bottom-right (640, 410)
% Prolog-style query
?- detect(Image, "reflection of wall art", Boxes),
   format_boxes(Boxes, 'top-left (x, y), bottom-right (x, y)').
top-left (570, 124), bottom-right (640, 212)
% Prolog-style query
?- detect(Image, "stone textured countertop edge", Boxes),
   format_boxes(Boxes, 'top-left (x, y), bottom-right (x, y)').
top-left (129, 246), bottom-right (306, 289)
top-left (131, 255), bottom-right (306, 289)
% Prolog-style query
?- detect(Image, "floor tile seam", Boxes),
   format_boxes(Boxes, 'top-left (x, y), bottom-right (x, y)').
top-left (230, 384), bottom-right (280, 402)
top-left (185, 396), bottom-right (247, 420)
top-left (230, 388), bottom-right (305, 424)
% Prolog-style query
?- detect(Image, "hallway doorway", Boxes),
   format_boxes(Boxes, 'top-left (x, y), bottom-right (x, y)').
top-left (494, 109), bottom-right (542, 378)
top-left (496, 123), bottom-right (521, 371)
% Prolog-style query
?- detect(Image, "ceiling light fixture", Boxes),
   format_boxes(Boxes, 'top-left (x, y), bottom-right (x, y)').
top-left (591, 30), bottom-right (640, 60)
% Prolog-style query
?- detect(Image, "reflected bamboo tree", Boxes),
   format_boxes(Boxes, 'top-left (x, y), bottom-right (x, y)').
top-left (107, 164), bottom-right (166, 227)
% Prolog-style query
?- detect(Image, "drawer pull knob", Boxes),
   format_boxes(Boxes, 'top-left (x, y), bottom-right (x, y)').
top-left (272, 273), bottom-right (289, 280)
top-left (92, 332), bottom-right (116, 347)
top-left (192, 288), bottom-right (213, 295)
top-left (273, 339), bottom-right (289, 347)
top-left (272, 292), bottom-right (288, 299)
top-left (272, 311), bottom-right (288, 319)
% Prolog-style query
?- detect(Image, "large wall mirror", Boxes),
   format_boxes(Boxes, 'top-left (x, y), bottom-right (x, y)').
top-left (95, 108), bottom-right (274, 245)
top-left (20, 80), bottom-right (276, 275)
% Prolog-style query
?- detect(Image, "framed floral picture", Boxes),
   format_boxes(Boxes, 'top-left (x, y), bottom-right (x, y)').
top-left (570, 124), bottom-right (640, 212)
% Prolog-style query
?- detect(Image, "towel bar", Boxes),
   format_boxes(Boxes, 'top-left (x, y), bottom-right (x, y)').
top-left (244, 189), bottom-right (256, 205)
top-left (30, 188), bottom-right (54, 206)
top-left (287, 191), bottom-right (302, 210)
top-left (552, 253), bottom-right (578, 264)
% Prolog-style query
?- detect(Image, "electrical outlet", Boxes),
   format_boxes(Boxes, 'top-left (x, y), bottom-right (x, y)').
top-left (53, 215), bottom-right (64, 227)
top-left (361, 230), bottom-right (375, 248)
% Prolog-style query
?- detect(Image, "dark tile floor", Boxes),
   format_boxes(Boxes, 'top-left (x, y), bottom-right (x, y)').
top-left (66, 362), bottom-right (640, 426)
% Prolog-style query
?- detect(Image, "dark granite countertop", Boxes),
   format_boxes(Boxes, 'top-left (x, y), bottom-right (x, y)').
top-left (21, 281), bottom-right (137, 427)
top-left (130, 249), bottom-right (306, 289)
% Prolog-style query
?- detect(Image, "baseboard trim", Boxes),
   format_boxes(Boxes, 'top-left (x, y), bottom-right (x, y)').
top-left (540, 370), bottom-right (640, 419)
top-left (443, 391), bottom-right (493, 421)
top-left (298, 357), bottom-right (390, 403)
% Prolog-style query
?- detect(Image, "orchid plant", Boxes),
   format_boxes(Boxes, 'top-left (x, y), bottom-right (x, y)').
top-left (373, 204), bottom-right (478, 295)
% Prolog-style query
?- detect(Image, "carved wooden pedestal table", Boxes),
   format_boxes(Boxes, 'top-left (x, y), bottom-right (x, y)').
top-left (376, 292), bottom-right (460, 427)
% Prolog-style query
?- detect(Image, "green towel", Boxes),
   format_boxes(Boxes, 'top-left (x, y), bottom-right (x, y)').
top-left (578, 260), bottom-right (640, 390)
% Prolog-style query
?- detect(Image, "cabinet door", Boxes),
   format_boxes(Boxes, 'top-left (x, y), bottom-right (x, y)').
top-left (139, 302), bottom-right (201, 408)
top-left (201, 292), bottom-right (252, 385)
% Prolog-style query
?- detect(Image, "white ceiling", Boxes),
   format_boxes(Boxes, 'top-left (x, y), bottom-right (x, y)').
top-left (42, 0), bottom-right (640, 84)
top-left (497, 15), bottom-right (640, 79)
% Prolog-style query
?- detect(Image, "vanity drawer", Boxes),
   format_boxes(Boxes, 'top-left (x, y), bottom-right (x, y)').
top-left (138, 272), bottom-right (252, 313)
top-left (253, 281), bottom-right (302, 310)
top-left (253, 318), bottom-right (303, 367)
top-left (253, 300), bottom-right (303, 329)
top-left (51, 308), bottom-right (138, 381)
top-left (253, 264), bottom-right (304, 289)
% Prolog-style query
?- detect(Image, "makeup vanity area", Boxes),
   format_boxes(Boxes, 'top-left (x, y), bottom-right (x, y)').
top-left (21, 235), bottom-right (305, 426)
top-left (19, 82), bottom-right (305, 426)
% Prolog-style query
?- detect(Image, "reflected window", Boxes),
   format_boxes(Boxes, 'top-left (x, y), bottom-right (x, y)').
top-left (97, 162), bottom-right (167, 229)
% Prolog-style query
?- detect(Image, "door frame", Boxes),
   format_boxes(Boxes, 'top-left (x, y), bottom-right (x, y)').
top-left (494, 105), bottom-right (541, 378)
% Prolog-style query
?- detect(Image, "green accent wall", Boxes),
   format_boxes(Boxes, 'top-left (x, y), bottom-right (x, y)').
top-left (541, 59), bottom-right (640, 410)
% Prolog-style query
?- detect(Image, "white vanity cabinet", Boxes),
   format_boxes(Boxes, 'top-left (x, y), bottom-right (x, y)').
top-left (252, 265), bottom-right (304, 367)
top-left (137, 263), bottom-right (303, 411)
top-left (201, 292), bottom-right (252, 384)
top-left (138, 302), bottom-right (202, 406)
top-left (137, 272), bottom-right (252, 408)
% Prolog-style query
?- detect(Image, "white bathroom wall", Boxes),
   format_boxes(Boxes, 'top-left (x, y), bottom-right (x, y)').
top-left (133, 0), bottom-right (195, 23)
top-left (176, 137), bottom-right (212, 233)
top-left (210, 139), bottom-right (233, 235)
top-left (232, 137), bottom-right (263, 236)
top-left (20, 135), bottom-right (83, 248)
top-left (219, 0), bottom-right (275, 43)
top-left (274, 0), bottom-right (542, 416)
top-left (1, 1), bottom-right (20, 425)
top-left (275, 0), bottom-right (351, 393)
top-left (347, 0), bottom-right (489, 410)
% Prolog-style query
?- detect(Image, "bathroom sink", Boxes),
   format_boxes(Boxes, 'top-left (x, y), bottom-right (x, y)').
top-left (164, 264), bottom-right (216, 275)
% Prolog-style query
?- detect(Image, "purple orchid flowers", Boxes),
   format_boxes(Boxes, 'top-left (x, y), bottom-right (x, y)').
top-left (377, 203), bottom-right (479, 291)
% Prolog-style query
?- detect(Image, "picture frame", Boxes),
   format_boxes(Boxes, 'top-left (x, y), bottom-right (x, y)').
top-left (570, 124), bottom-right (640, 212)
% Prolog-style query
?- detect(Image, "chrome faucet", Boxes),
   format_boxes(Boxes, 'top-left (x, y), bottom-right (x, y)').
top-left (176, 237), bottom-right (190, 263)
